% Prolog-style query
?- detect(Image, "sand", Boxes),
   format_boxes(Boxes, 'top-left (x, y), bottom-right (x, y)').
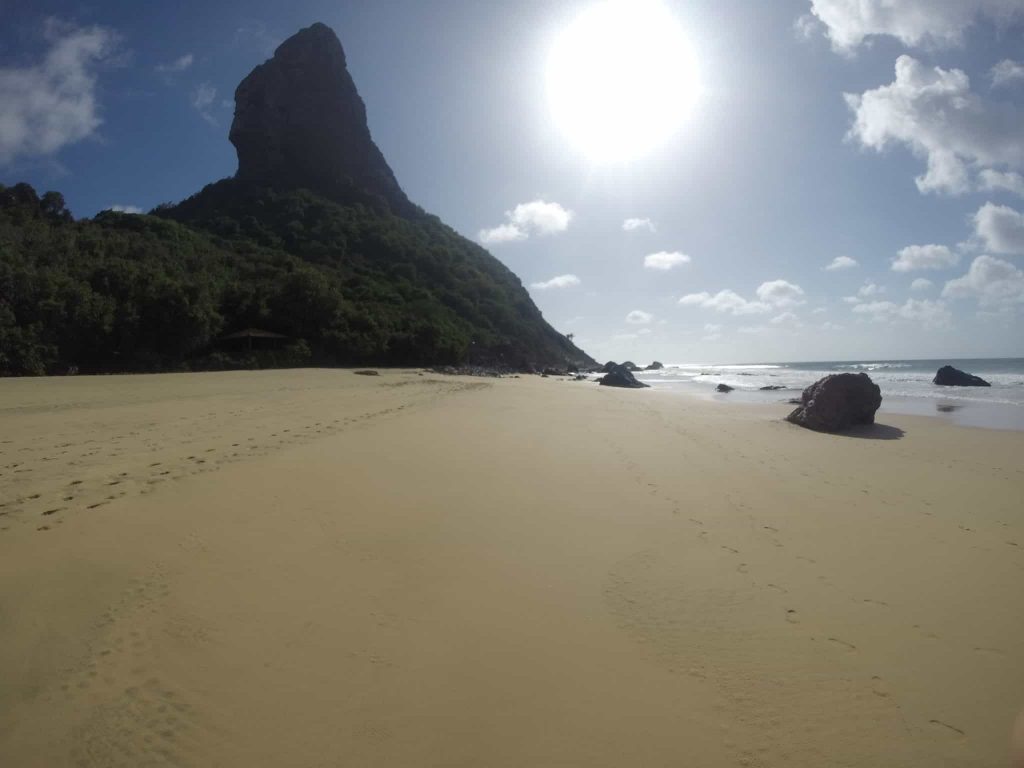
top-left (0, 369), bottom-right (1022, 767)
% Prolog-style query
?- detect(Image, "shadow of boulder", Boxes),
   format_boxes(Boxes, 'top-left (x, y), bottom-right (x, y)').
top-left (840, 423), bottom-right (905, 440)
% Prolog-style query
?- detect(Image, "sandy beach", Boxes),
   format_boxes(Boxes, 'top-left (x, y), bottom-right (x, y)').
top-left (1, 369), bottom-right (1022, 767)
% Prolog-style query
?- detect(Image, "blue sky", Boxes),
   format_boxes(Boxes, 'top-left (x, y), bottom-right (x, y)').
top-left (2, 0), bottom-right (1023, 363)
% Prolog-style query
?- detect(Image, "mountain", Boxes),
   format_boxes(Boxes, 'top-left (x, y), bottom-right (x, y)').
top-left (229, 22), bottom-right (414, 218)
top-left (0, 22), bottom-right (593, 376)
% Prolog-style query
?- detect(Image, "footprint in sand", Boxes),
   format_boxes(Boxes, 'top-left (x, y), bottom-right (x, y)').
top-left (929, 719), bottom-right (966, 737)
top-left (973, 646), bottom-right (1005, 657)
top-left (871, 675), bottom-right (891, 698)
top-left (828, 637), bottom-right (857, 651)
top-left (785, 609), bottom-right (799, 624)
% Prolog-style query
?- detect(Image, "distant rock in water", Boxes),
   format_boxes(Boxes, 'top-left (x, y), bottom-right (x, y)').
top-left (621, 361), bottom-right (642, 372)
top-left (230, 23), bottom-right (413, 216)
top-left (645, 361), bottom-right (664, 370)
top-left (599, 364), bottom-right (650, 389)
top-left (759, 385), bottom-right (785, 391)
top-left (716, 383), bottom-right (734, 393)
top-left (786, 373), bottom-right (881, 433)
top-left (933, 365), bottom-right (990, 387)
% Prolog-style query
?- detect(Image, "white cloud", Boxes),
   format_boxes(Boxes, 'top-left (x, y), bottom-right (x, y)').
top-left (844, 281), bottom-right (888, 304)
top-left (807, 0), bottom-right (1024, 52)
top-left (192, 82), bottom-right (218, 124)
top-left (479, 199), bottom-right (572, 245)
top-left (510, 200), bottom-right (573, 235)
top-left (911, 277), bottom-right (934, 291)
top-left (900, 298), bottom-right (953, 327)
top-left (991, 59), bottom-right (1024, 88)
top-left (812, 306), bottom-right (828, 314)
top-left (892, 244), bottom-right (959, 271)
top-left (108, 204), bottom-right (142, 214)
top-left (679, 281), bottom-right (808, 315)
top-left (623, 217), bottom-right (655, 232)
top-left (643, 251), bottom-right (691, 270)
top-left (942, 255), bottom-right (1024, 306)
top-left (852, 298), bottom-right (952, 327)
top-left (156, 53), bottom-right (193, 73)
top-left (703, 323), bottom-right (722, 333)
top-left (478, 223), bottom-right (527, 244)
top-left (857, 281), bottom-right (886, 297)
top-left (611, 333), bottom-right (638, 342)
top-left (794, 13), bottom-right (823, 39)
top-left (824, 255), bottom-right (858, 271)
top-left (852, 300), bottom-right (898, 318)
top-left (771, 311), bottom-right (800, 325)
top-left (978, 169), bottom-right (1024, 197)
top-left (0, 20), bottom-right (117, 165)
top-left (626, 309), bottom-right (654, 325)
top-left (845, 56), bottom-right (1024, 195)
top-left (530, 274), bottom-right (580, 290)
top-left (973, 202), bottom-right (1024, 254)
top-left (738, 325), bottom-right (771, 335)
top-left (637, 327), bottom-right (652, 335)
top-left (678, 289), bottom-right (771, 315)
top-left (821, 321), bottom-right (844, 331)
top-left (756, 279), bottom-right (806, 307)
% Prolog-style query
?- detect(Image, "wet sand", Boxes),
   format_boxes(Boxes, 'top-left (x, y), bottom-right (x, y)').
top-left (1, 369), bottom-right (1022, 766)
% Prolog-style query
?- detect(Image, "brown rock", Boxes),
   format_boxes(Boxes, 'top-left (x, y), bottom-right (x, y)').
top-left (786, 373), bottom-right (882, 433)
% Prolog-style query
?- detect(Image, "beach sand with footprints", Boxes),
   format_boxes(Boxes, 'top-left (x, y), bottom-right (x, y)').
top-left (1, 369), bottom-right (1022, 766)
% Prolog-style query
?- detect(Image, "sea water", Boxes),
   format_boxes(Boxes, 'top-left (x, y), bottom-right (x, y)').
top-left (631, 358), bottom-right (1024, 430)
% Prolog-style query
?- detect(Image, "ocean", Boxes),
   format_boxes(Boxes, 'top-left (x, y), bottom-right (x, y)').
top-left (629, 358), bottom-right (1024, 430)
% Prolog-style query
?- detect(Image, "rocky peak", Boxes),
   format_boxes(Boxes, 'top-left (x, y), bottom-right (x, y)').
top-left (229, 22), bottom-right (413, 215)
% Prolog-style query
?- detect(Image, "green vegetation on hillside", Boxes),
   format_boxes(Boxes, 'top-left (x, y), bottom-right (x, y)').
top-left (0, 181), bottom-right (589, 375)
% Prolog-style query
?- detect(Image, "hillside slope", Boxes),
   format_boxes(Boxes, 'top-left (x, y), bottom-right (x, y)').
top-left (0, 22), bottom-right (593, 375)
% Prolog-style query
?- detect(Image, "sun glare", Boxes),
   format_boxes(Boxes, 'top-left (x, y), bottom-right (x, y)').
top-left (546, 0), bottom-right (701, 163)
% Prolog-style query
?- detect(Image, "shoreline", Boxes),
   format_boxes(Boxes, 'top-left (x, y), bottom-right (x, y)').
top-left (631, 377), bottom-right (1024, 432)
top-left (1, 369), bottom-right (1022, 766)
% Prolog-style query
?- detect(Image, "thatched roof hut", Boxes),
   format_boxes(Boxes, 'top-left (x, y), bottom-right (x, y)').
top-left (217, 328), bottom-right (289, 350)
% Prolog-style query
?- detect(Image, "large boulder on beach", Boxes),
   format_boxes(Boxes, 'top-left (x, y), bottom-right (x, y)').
top-left (602, 361), bottom-right (619, 373)
top-left (786, 373), bottom-right (882, 433)
top-left (933, 365), bottom-right (990, 387)
top-left (598, 363), bottom-right (650, 389)
top-left (621, 361), bottom-right (642, 372)
top-left (645, 361), bottom-right (664, 370)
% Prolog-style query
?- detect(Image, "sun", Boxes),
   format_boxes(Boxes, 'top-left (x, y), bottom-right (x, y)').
top-left (546, 0), bottom-right (701, 163)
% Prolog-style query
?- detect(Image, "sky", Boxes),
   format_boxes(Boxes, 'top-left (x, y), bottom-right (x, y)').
top-left (2, 0), bottom-right (1023, 364)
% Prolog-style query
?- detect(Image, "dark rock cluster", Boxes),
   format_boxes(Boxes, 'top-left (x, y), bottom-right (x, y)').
top-left (599, 363), bottom-right (650, 389)
top-left (786, 373), bottom-right (882, 433)
top-left (933, 365), bottom-right (990, 387)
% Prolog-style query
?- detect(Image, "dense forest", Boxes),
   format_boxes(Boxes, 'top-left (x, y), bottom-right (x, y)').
top-left (0, 180), bottom-right (591, 376)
